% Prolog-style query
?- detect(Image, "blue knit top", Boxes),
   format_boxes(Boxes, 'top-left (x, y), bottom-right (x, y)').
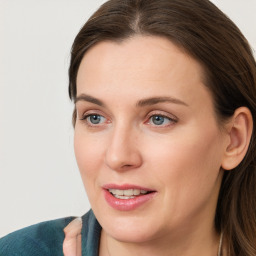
top-left (0, 210), bottom-right (101, 256)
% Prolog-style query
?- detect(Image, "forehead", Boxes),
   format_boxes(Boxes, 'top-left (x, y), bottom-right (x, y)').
top-left (76, 35), bottom-right (210, 107)
top-left (78, 36), bottom-right (204, 79)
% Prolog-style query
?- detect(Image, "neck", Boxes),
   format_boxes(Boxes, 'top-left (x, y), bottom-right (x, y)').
top-left (99, 227), bottom-right (221, 256)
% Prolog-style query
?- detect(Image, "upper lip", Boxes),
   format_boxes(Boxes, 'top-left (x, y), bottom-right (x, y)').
top-left (102, 183), bottom-right (155, 192)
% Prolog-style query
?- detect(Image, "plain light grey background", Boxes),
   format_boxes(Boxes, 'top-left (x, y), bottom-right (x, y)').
top-left (0, 0), bottom-right (255, 238)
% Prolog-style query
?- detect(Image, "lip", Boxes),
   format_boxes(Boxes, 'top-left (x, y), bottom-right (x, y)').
top-left (103, 183), bottom-right (157, 211)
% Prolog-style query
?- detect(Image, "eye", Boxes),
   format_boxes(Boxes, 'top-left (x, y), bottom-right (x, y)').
top-left (82, 114), bottom-right (106, 125)
top-left (148, 114), bottom-right (176, 126)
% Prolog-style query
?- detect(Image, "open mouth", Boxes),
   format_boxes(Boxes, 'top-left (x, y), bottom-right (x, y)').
top-left (108, 188), bottom-right (153, 199)
top-left (103, 185), bottom-right (157, 210)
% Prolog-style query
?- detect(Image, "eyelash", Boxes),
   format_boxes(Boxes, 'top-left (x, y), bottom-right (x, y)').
top-left (80, 112), bottom-right (178, 128)
top-left (146, 113), bottom-right (178, 127)
top-left (80, 113), bottom-right (108, 127)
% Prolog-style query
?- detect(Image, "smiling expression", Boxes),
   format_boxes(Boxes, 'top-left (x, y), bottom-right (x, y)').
top-left (74, 36), bottom-right (228, 244)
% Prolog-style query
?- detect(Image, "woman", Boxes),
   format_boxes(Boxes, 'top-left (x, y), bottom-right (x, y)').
top-left (1, 0), bottom-right (255, 255)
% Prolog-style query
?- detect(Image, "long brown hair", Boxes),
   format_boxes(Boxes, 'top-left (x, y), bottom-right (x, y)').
top-left (69, 0), bottom-right (256, 255)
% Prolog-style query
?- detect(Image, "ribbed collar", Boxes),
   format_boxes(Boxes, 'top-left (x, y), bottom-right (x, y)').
top-left (81, 209), bottom-right (102, 256)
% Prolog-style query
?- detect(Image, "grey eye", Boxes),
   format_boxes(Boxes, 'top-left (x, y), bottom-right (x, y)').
top-left (87, 114), bottom-right (104, 124)
top-left (149, 115), bottom-right (173, 126)
top-left (152, 115), bottom-right (165, 125)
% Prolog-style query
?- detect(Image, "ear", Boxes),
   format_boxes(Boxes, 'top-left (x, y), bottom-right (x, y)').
top-left (221, 107), bottom-right (253, 170)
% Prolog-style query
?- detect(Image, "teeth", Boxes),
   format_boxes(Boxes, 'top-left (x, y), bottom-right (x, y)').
top-left (109, 189), bottom-right (124, 195)
top-left (124, 189), bottom-right (133, 196)
top-left (108, 188), bottom-right (149, 198)
top-left (133, 189), bottom-right (140, 195)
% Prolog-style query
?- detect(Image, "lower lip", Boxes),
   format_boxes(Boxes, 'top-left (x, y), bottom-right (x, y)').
top-left (103, 190), bottom-right (157, 211)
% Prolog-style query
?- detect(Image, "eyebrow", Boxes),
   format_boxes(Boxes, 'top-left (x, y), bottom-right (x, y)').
top-left (75, 94), bottom-right (105, 107)
top-left (136, 96), bottom-right (188, 107)
top-left (75, 94), bottom-right (188, 107)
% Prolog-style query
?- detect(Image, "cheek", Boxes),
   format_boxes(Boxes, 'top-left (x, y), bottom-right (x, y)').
top-left (144, 128), bottom-right (224, 226)
top-left (147, 126), bottom-right (222, 169)
top-left (145, 126), bottom-right (224, 198)
top-left (74, 129), bottom-right (108, 210)
top-left (74, 129), bottom-right (105, 183)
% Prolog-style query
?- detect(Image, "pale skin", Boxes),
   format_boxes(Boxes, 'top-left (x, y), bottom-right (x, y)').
top-left (63, 36), bottom-right (253, 256)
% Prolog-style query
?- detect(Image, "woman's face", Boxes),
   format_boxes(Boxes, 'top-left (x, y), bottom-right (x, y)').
top-left (74, 36), bottom-right (228, 243)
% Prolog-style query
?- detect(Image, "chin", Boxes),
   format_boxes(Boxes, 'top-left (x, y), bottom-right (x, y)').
top-left (99, 213), bottom-right (163, 243)
top-left (108, 227), bottom-right (156, 244)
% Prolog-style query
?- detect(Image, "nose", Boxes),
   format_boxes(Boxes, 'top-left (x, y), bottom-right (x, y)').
top-left (105, 124), bottom-right (143, 172)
